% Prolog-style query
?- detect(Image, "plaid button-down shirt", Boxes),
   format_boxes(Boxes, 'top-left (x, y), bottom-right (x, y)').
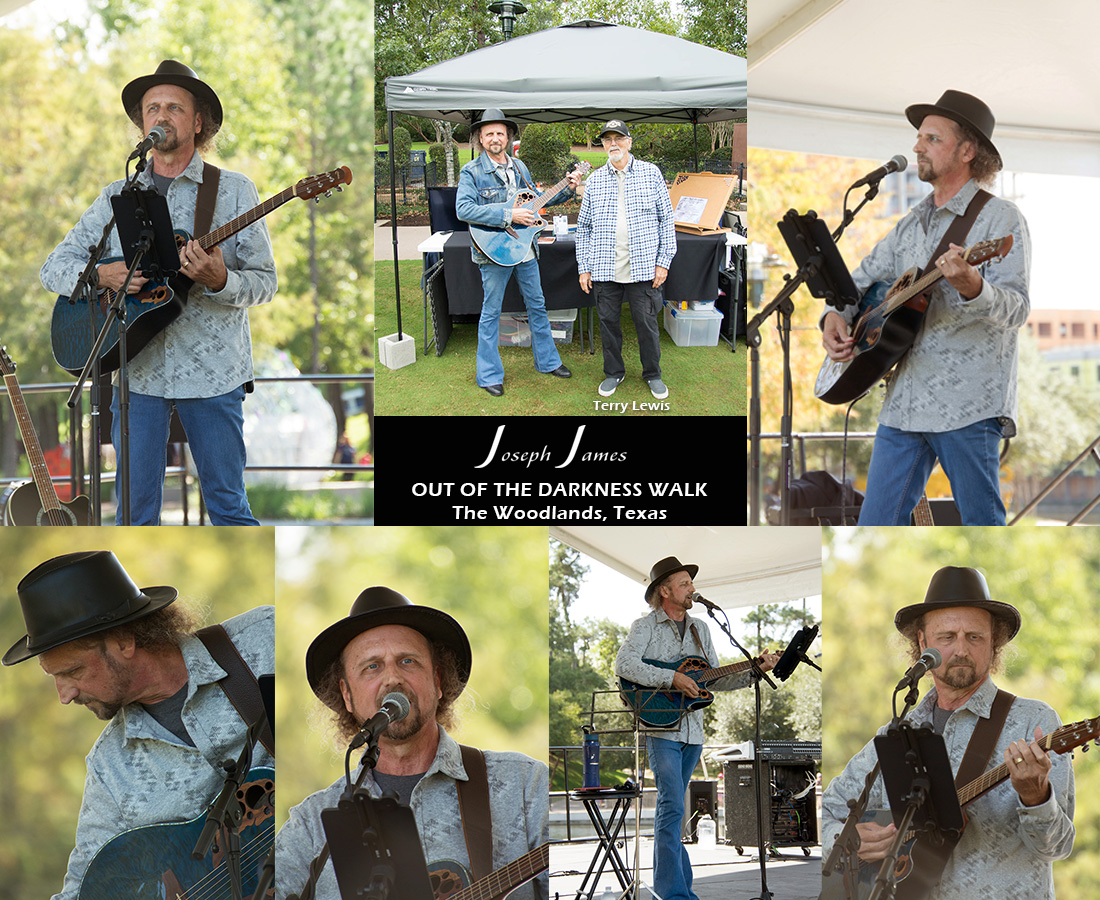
top-left (576, 156), bottom-right (676, 282)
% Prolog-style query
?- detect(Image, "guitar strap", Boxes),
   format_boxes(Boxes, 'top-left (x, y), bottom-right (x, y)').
top-left (194, 162), bottom-right (221, 238)
top-left (457, 744), bottom-right (494, 881)
top-left (195, 623), bottom-right (274, 757)
top-left (688, 623), bottom-right (712, 666)
top-left (920, 188), bottom-right (993, 280)
top-left (954, 689), bottom-right (1015, 788)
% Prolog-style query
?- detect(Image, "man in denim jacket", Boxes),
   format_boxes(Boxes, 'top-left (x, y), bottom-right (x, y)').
top-left (455, 109), bottom-right (580, 397)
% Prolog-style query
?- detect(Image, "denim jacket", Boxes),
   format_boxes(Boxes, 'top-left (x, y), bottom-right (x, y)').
top-left (455, 151), bottom-right (573, 265)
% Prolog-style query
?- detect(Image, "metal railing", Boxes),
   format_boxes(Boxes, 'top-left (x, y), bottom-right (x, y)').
top-left (1, 373), bottom-right (374, 524)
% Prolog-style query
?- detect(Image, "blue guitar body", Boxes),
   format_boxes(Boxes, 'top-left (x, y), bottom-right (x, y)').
top-left (468, 160), bottom-right (591, 267)
top-left (618, 655), bottom-right (760, 728)
top-left (51, 230), bottom-right (193, 376)
top-left (77, 766), bottom-right (274, 900)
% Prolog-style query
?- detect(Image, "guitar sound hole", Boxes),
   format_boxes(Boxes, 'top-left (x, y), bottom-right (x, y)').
top-left (36, 506), bottom-right (77, 526)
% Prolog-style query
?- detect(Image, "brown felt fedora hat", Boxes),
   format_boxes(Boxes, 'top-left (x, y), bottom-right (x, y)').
top-left (894, 566), bottom-right (1020, 641)
top-left (306, 587), bottom-right (472, 708)
top-left (121, 59), bottom-right (223, 134)
top-left (905, 89), bottom-right (1001, 167)
top-left (644, 555), bottom-right (699, 603)
top-left (3, 551), bottom-right (178, 666)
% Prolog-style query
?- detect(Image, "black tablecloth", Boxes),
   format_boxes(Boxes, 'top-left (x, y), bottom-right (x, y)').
top-left (441, 231), bottom-right (727, 315)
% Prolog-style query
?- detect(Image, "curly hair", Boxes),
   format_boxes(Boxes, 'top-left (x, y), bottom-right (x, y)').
top-left (68, 603), bottom-right (202, 656)
top-left (950, 118), bottom-right (1002, 188)
top-left (898, 608), bottom-right (1016, 674)
top-left (315, 637), bottom-right (467, 744)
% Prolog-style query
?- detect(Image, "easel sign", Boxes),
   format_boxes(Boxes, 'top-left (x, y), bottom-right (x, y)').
top-left (670, 172), bottom-right (735, 235)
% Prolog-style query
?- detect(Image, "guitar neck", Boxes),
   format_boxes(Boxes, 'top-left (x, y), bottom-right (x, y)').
top-left (698, 657), bottom-right (762, 683)
top-left (2, 373), bottom-right (63, 511)
top-left (197, 185), bottom-right (298, 251)
top-left (913, 494), bottom-right (934, 525)
top-left (451, 844), bottom-right (549, 900)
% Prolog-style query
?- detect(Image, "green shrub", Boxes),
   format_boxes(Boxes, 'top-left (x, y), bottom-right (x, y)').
top-left (516, 123), bottom-right (573, 185)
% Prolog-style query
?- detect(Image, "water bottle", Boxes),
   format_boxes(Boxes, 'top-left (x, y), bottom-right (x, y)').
top-left (582, 727), bottom-right (600, 788)
top-left (697, 815), bottom-right (716, 846)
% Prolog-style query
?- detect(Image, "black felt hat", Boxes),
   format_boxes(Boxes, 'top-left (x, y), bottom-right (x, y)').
top-left (3, 551), bottom-right (178, 666)
top-left (894, 566), bottom-right (1020, 641)
top-left (306, 587), bottom-right (472, 707)
top-left (905, 89), bottom-right (1001, 167)
top-left (644, 556), bottom-right (699, 603)
top-left (121, 59), bottom-right (223, 134)
top-left (471, 107), bottom-right (518, 134)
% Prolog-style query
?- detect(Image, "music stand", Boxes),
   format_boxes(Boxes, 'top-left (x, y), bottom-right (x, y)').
top-left (868, 723), bottom-right (962, 900)
top-left (66, 170), bottom-right (178, 524)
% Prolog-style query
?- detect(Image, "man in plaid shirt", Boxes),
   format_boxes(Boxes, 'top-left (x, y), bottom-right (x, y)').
top-left (576, 121), bottom-right (677, 400)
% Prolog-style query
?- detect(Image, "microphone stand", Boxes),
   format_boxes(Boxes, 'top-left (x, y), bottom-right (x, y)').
top-left (699, 604), bottom-right (776, 900)
top-left (747, 177), bottom-right (880, 525)
top-left (192, 715), bottom-right (265, 900)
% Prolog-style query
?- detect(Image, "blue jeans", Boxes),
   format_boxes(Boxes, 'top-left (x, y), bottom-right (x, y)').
top-left (647, 736), bottom-right (703, 900)
top-left (111, 386), bottom-right (259, 525)
top-left (476, 257), bottom-right (562, 386)
top-left (858, 418), bottom-right (1006, 525)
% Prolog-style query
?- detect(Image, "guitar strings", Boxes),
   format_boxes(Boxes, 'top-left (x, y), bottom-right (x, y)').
top-left (177, 822), bottom-right (274, 900)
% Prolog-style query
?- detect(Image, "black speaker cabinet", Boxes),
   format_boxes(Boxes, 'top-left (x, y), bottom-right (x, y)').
top-left (722, 760), bottom-right (818, 851)
top-left (681, 779), bottom-right (718, 842)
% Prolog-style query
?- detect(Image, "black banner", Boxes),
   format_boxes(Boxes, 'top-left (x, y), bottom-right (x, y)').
top-left (376, 416), bottom-right (746, 525)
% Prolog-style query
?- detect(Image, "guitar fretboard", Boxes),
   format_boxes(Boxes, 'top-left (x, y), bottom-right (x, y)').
top-left (2, 372), bottom-right (63, 514)
top-left (198, 186), bottom-right (297, 251)
top-left (696, 657), bottom-right (761, 683)
top-left (521, 163), bottom-right (592, 214)
top-left (451, 844), bottom-right (549, 900)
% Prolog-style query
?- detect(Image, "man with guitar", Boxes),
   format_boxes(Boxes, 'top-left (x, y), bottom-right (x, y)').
top-left (276, 587), bottom-right (548, 900)
top-left (40, 60), bottom-right (278, 524)
top-left (821, 566), bottom-right (1075, 900)
top-left (819, 90), bottom-right (1030, 525)
top-left (615, 556), bottom-right (779, 900)
top-left (455, 109), bottom-right (580, 397)
top-left (577, 120), bottom-right (677, 401)
top-left (1, 550), bottom-right (275, 899)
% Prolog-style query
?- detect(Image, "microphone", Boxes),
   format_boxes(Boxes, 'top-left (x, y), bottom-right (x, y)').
top-left (691, 591), bottom-right (721, 612)
top-left (350, 691), bottom-right (411, 749)
top-left (128, 124), bottom-right (167, 160)
top-left (895, 647), bottom-right (942, 691)
top-left (851, 154), bottom-right (908, 188)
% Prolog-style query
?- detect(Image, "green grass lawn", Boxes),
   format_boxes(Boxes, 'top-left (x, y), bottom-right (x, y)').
top-left (375, 259), bottom-right (748, 416)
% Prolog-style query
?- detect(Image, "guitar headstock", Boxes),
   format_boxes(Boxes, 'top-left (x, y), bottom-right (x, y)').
top-left (1049, 715), bottom-right (1100, 755)
top-left (964, 235), bottom-right (1013, 266)
top-left (0, 346), bottom-right (14, 378)
top-left (295, 166), bottom-right (354, 202)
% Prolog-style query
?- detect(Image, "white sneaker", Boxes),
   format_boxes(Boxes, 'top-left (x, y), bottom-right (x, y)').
top-left (646, 378), bottom-right (669, 400)
top-left (598, 376), bottom-right (624, 397)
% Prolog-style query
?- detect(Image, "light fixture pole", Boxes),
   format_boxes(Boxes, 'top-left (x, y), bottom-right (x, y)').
top-left (489, 0), bottom-right (527, 39)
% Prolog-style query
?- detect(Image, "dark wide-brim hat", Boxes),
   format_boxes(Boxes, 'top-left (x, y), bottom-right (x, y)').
top-left (306, 587), bottom-right (473, 707)
top-left (644, 556), bottom-right (699, 603)
top-left (471, 107), bottom-right (518, 135)
top-left (894, 566), bottom-right (1020, 641)
top-left (121, 59), bottom-right (223, 135)
top-left (3, 551), bottom-right (178, 666)
top-left (905, 89), bottom-right (1001, 167)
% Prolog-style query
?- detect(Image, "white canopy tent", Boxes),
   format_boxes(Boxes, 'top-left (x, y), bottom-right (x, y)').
top-left (550, 526), bottom-right (821, 608)
top-left (748, 0), bottom-right (1100, 177)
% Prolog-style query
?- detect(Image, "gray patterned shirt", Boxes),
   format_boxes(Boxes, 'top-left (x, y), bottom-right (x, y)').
top-left (40, 150), bottom-right (277, 399)
top-left (835, 178), bottom-right (1030, 433)
top-left (821, 676), bottom-right (1075, 900)
top-left (275, 726), bottom-right (549, 900)
top-left (615, 607), bottom-right (750, 745)
top-left (53, 605), bottom-right (275, 900)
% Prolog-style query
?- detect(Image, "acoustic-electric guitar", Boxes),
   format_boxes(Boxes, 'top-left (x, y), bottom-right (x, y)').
top-left (814, 235), bottom-right (1013, 405)
top-left (50, 166), bottom-right (353, 375)
top-left (0, 345), bottom-right (91, 526)
top-left (469, 161), bottom-right (591, 267)
top-left (820, 715), bottom-right (1100, 900)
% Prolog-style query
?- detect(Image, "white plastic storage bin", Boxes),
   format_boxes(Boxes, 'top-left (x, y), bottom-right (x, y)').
top-left (663, 302), bottom-right (723, 347)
